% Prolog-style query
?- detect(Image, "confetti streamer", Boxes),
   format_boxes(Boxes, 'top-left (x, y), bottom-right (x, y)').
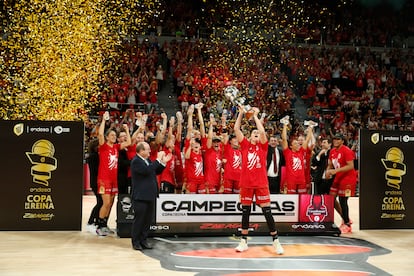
top-left (0, 0), bottom-right (161, 120)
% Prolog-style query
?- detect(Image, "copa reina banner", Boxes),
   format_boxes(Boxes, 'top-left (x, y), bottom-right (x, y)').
top-left (0, 120), bottom-right (84, 231)
top-left (359, 129), bottom-right (414, 229)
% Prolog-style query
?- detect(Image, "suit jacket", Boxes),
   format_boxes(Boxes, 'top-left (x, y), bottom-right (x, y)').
top-left (117, 149), bottom-right (131, 189)
top-left (311, 149), bottom-right (330, 181)
top-left (266, 146), bottom-right (285, 175)
top-left (130, 155), bottom-right (165, 201)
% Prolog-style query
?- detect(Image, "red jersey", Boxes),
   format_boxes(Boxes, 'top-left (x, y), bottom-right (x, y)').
top-left (126, 144), bottom-right (136, 160)
top-left (149, 142), bottom-right (159, 161)
top-left (184, 138), bottom-right (207, 182)
top-left (303, 147), bottom-right (312, 184)
top-left (283, 147), bottom-right (306, 185)
top-left (159, 147), bottom-right (175, 185)
top-left (173, 141), bottom-right (184, 184)
top-left (126, 144), bottom-right (137, 177)
top-left (183, 138), bottom-right (191, 178)
top-left (98, 143), bottom-right (121, 181)
top-left (204, 147), bottom-right (222, 185)
top-left (329, 145), bottom-right (357, 185)
top-left (239, 138), bottom-right (268, 188)
top-left (186, 150), bottom-right (204, 183)
top-left (223, 143), bottom-right (242, 181)
top-left (200, 137), bottom-right (208, 152)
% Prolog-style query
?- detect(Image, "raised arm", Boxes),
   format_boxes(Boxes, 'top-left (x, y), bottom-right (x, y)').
top-left (206, 114), bottom-right (216, 149)
top-left (234, 106), bottom-right (245, 143)
top-left (98, 111), bottom-right (109, 146)
top-left (175, 111), bottom-right (183, 143)
top-left (155, 112), bottom-right (168, 145)
top-left (302, 126), bottom-right (313, 150)
top-left (185, 104), bottom-right (195, 140)
top-left (196, 103), bottom-right (206, 138)
top-left (131, 112), bottom-right (146, 145)
top-left (281, 123), bottom-right (288, 150)
top-left (184, 138), bottom-right (193, 159)
top-left (252, 107), bottom-right (267, 144)
top-left (167, 116), bottom-right (175, 143)
top-left (119, 124), bottom-right (132, 150)
top-left (220, 111), bottom-right (229, 144)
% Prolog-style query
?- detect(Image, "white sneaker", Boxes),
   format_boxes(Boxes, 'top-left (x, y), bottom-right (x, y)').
top-left (96, 227), bottom-right (108, 236)
top-left (235, 238), bottom-right (248, 252)
top-left (101, 227), bottom-right (115, 235)
top-left (86, 223), bottom-right (97, 234)
top-left (273, 239), bottom-right (284, 255)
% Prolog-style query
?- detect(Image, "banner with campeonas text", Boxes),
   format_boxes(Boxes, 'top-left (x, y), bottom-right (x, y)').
top-left (0, 120), bottom-right (84, 230)
top-left (359, 129), bottom-right (414, 229)
top-left (121, 193), bottom-right (337, 236)
top-left (156, 194), bottom-right (298, 223)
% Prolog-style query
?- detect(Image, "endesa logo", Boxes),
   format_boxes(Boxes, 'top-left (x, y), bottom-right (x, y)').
top-left (291, 224), bottom-right (326, 230)
top-left (29, 127), bottom-right (51, 133)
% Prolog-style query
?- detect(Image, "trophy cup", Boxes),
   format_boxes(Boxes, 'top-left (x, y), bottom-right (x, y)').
top-left (224, 86), bottom-right (251, 113)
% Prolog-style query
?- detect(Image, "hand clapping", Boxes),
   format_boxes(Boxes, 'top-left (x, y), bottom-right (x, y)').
top-left (157, 151), bottom-right (172, 164)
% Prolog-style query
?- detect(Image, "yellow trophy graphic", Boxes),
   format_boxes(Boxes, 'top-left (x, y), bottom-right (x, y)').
top-left (26, 139), bottom-right (58, 186)
top-left (381, 147), bottom-right (406, 190)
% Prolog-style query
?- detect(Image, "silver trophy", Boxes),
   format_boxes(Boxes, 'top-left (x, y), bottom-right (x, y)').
top-left (224, 86), bottom-right (251, 112)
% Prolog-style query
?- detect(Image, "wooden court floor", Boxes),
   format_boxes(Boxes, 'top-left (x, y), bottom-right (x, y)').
top-left (0, 196), bottom-right (412, 276)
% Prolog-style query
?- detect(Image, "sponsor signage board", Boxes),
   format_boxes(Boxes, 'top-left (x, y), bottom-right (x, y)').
top-left (118, 194), bottom-right (337, 236)
top-left (359, 129), bottom-right (414, 229)
top-left (0, 120), bottom-right (84, 230)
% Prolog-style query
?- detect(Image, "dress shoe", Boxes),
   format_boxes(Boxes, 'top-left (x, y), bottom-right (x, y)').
top-left (140, 241), bottom-right (153, 249)
top-left (132, 244), bottom-right (143, 251)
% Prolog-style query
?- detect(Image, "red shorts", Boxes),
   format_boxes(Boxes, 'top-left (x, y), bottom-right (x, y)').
top-left (186, 179), bottom-right (206, 194)
top-left (205, 181), bottom-right (221, 194)
top-left (98, 178), bottom-right (118, 195)
top-left (175, 172), bottom-right (184, 189)
top-left (286, 183), bottom-right (307, 194)
top-left (239, 187), bottom-right (271, 205)
top-left (223, 178), bottom-right (240, 194)
top-left (330, 182), bottom-right (356, 197)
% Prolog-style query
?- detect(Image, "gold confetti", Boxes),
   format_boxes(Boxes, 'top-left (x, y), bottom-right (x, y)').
top-left (0, 0), bottom-right (161, 121)
top-left (0, 0), bottom-right (347, 120)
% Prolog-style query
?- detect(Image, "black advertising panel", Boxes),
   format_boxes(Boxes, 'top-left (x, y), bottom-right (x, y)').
top-left (0, 120), bottom-right (84, 230)
top-left (359, 129), bottom-right (414, 229)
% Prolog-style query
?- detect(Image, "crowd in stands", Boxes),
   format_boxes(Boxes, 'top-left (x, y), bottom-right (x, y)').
top-left (85, 1), bottom-right (414, 179)
top-left (90, 41), bottom-right (413, 140)
top-left (153, 0), bottom-right (413, 48)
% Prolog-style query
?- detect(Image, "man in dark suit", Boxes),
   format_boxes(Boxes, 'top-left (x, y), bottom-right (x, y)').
top-left (130, 141), bottom-right (171, 251)
top-left (267, 135), bottom-right (285, 194)
top-left (311, 137), bottom-right (333, 194)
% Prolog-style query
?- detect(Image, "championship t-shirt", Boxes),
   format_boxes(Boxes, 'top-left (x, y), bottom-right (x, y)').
top-left (186, 150), bottom-right (204, 183)
top-left (329, 145), bottom-right (357, 185)
top-left (223, 143), bottom-right (242, 181)
top-left (204, 147), bottom-right (222, 185)
top-left (283, 147), bottom-right (306, 185)
top-left (159, 147), bottom-right (175, 185)
top-left (98, 143), bottom-right (121, 181)
top-left (239, 138), bottom-right (268, 188)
